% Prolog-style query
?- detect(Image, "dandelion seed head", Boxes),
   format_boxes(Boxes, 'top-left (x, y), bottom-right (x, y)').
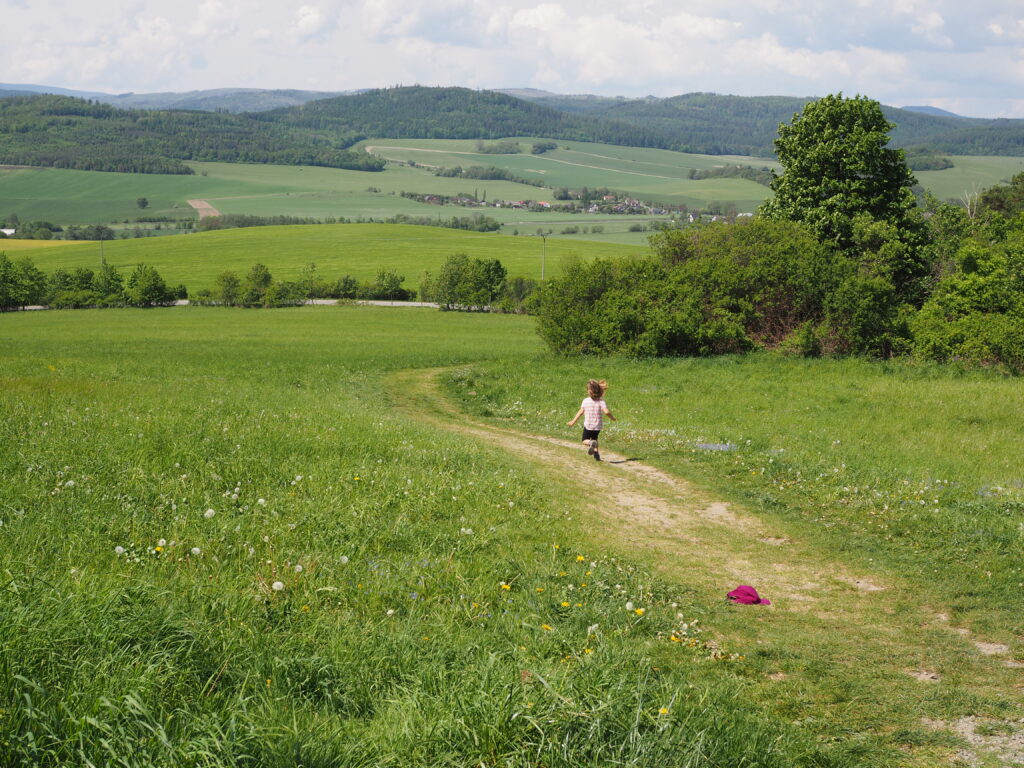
top-left (204, 509), bottom-right (216, 518)
top-left (115, 546), bottom-right (125, 555)
top-left (294, 564), bottom-right (303, 573)
top-left (340, 555), bottom-right (349, 564)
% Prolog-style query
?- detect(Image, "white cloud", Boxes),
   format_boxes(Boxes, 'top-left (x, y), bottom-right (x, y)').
top-left (190, 0), bottom-right (241, 38)
top-left (292, 5), bottom-right (329, 40)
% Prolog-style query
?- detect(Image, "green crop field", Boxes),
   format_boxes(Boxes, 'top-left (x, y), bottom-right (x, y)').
top-left (3, 306), bottom-right (1021, 766)
top-left (361, 137), bottom-right (776, 211)
top-left (11, 222), bottom-right (647, 291)
top-left (3, 141), bottom-right (1022, 252)
top-left (914, 155), bottom-right (1024, 201)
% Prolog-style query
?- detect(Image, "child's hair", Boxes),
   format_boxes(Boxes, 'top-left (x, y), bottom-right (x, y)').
top-left (587, 379), bottom-right (605, 399)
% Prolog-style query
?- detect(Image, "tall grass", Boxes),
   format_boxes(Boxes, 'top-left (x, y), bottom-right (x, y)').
top-left (0, 308), bottom-right (844, 767)
top-left (445, 354), bottom-right (1024, 637)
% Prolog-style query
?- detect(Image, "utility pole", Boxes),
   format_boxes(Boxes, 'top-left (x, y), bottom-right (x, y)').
top-left (541, 233), bottom-right (547, 282)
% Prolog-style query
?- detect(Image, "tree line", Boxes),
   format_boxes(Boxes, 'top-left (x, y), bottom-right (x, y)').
top-left (0, 256), bottom-right (184, 310)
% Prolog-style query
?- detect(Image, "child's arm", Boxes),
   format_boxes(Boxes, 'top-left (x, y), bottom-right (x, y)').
top-left (567, 407), bottom-right (584, 427)
top-left (602, 402), bottom-right (616, 421)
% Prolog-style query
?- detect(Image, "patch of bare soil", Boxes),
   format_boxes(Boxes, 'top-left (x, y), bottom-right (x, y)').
top-left (922, 717), bottom-right (1024, 767)
top-left (974, 641), bottom-right (1011, 656)
top-left (834, 575), bottom-right (887, 592)
top-left (906, 669), bottom-right (941, 682)
top-left (187, 199), bottom-right (221, 219)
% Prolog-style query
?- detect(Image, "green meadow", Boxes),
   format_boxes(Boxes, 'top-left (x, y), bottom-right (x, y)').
top-left (2, 306), bottom-right (1022, 765)
top-left (10, 222), bottom-right (646, 292)
top-left (2, 306), bottom-right (849, 768)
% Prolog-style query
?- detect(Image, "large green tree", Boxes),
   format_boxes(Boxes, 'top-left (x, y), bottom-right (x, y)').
top-left (760, 94), bottom-right (929, 295)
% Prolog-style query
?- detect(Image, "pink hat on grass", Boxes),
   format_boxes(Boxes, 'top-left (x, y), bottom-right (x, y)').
top-left (727, 585), bottom-right (771, 605)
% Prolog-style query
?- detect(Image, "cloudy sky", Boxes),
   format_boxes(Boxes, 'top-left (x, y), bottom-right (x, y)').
top-left (2, 0), bottom-right (1023, 117)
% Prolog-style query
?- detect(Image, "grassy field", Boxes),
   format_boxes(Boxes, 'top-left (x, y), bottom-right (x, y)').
top-left (447, 355), bottom-right (1024, 630)
top-left (7, 222), bottom-right (647, 292)
top-left (443, 354), bottom-right (1024, 767)
top-left (1, 306), bottom-right (863, 767)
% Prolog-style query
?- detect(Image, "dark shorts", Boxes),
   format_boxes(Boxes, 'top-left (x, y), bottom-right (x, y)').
top-left (582, 427), bottom-right (601, 441)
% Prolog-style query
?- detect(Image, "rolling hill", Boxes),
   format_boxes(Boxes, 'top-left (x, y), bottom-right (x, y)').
top-left (0, 95), bottom-right (383, 174)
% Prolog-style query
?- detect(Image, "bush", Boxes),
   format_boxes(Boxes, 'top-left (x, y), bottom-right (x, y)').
top-left (911, 238), bottom-right (1024, 371)
top-left (49, 289), bottom-right (103, 309)
top-left (125, 264), bottom-right (174, 307)
top-left (420, 254), bottom-right (506, 310)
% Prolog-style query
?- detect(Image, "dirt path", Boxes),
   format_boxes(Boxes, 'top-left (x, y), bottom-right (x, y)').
top-left (187, 199), bottom-right (221, 219)
top-left (391, 367), bottom-right (1024, 767)
top-left (394, 368), bottom-right (892, 598)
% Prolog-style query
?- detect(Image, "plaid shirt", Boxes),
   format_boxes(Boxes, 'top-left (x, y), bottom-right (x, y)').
top-left (582, 397), bottom-right (606, 430)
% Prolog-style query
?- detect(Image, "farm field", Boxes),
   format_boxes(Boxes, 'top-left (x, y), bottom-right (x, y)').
top-left (2, 143), bottom-right (1022, 251)
top-left (360, 137), bottom-right (776, 211)
top-left (11, 222), bottom-right (647, 292)
top-left (913, 155), bottom-right (1024, 201)
top-left (0, 158), bottom-right (675, 245)
top-left (3, 307), bottom-right (1022, 765)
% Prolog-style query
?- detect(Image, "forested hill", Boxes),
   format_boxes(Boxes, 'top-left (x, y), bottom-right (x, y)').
top-left (256, 86), bottom-right (673, 148)
top-left (0, 95), bottom-right (384, 174)
top-left (511, 91), bottom-right (1024, 157)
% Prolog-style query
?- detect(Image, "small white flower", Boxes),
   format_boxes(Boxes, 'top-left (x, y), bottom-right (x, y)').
top-left (294, 564), bottom-right (303, 573)
top-left (115, 546), bottom-right (125, 555)
top-left (257, 498), bottom-right (267, 506)
top-left (271, 581), bottom-right (284, 591)
top-left (231, 493), bottom-right (238, 500)
top-left (157, 539), bottom-right (167, 547)
top-left (295, 475), bottom-right (303, 481)
top-left (204, 509), bottom-right (216, 518)
top-left (386, 609), bottom-right (395, 616)
top-left (339, 555), bottom-right (349, 564)
top-left (191, 547), bottom-right (201, 556)
top-left (625, 601), bottom-right (634, 611)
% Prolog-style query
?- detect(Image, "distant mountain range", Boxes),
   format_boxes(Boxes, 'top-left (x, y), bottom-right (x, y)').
top-left (2, 83), bottom-right (1023, 165)
top-left (0, 83), bottom-right (351, 113)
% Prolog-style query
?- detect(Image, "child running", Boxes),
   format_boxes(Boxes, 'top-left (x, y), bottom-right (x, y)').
top-left (567, 379), bottom-right (615, 461)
